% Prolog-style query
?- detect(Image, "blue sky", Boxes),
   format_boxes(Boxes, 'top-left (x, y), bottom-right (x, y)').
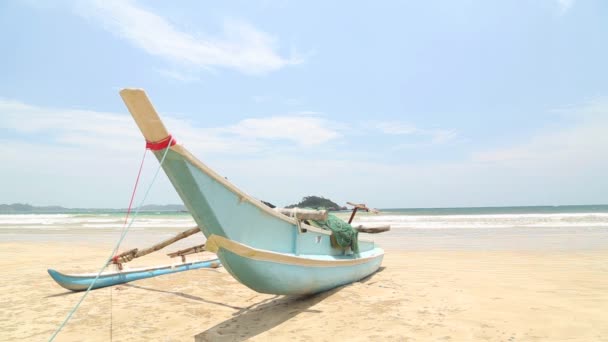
top-left (1, 0), bottom-right (607, 208)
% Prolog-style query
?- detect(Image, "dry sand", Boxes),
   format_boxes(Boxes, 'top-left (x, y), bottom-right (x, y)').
top-left (1, 241), bottom-right (607, 341)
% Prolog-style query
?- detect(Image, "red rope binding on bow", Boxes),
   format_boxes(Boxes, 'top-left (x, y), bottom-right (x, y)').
top-left (146, 135), bottom-right (176, 151)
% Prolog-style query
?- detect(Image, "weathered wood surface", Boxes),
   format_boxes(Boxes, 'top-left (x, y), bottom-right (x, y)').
top-left (111, 227), bottom-right (201, 265)
top-left (353, 225), bottom-right (391, 234)
top-left (275, 208), bottom-right (328, 221)
top-left (167, 244), bottom-right (206, 258)
top-left (347, 202), bottom-right (368, 209)
top-left (120, 88), bottom-right (170, 143)
top-left (135, 227), bottom-right (201, 258)
top-left (347, 202), bottom-right (380, 213)
top-left (112, 248), bottom-right (138, 264)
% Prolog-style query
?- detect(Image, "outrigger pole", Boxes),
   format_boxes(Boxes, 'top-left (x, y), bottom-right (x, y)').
top-left (110, 227), bottom-right (202, 268)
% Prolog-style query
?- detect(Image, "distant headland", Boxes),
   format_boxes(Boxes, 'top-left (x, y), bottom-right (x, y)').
top-left (0, 203), bottom-right (187, 214)
top-left (0, 196), bottom-right (348, 213)
top-left (285, 196), bottom-right (347, 211)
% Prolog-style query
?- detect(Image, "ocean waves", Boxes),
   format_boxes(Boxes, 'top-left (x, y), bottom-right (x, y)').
top-left (0, 213), bottom-right (196, 230)
top-left (351, 213), bottom-right (608, 230)
top-left (2, 211), bottom-right (608, 232)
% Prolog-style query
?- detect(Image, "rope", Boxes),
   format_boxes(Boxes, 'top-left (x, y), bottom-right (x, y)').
top-left (110, 286), bottom-right (113, 342)
top-left (146, 135), bottom-right (176, 150)
top-left (48, 137), bottom-right (174, 342)
top-left (293, 211), bottom-right (302, 256)
top-left (122, 148), bottom-right (147, 227)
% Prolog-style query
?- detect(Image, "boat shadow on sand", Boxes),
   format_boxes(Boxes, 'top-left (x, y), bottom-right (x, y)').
top-left (45, 291), bottom-right (78, 298)
top-left (123, 283), bottom-right (245, 311)
top-left (194, 291), bottom-right (330, 342)
top-left (195, 267), bottom-right (386, 342)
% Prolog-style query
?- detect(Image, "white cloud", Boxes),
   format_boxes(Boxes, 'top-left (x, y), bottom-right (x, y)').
top-left (0, 98), bottom-right (141, 152)
top-left (0, 98), bottom-right (339, 206)
top-left (225, 115), bottom-right (339, 147)
top-left (474, 98), bottom-right (608, 165)
top-left (76, 0), bottom-right (301, 75)
top-left (0, 99), bottom-right (339, 155)
top-left (2, 97), bottom-right (607, 208)
top-left (557, 0), bottom-right (575, 14)
top-left (375, 121), bottom-right (457, 146)
top-left (156, 69), bottom-right (201, 83)
top-left (376, 122), bottom-right (418, 135)
top-left (213, 101), bottom-right (608, 207)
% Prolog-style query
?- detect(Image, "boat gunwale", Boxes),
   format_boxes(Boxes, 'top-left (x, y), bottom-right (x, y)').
top-left (170, 144), bottom-right (336, 236)
top-left (206, 234), bottom-right (384, 268)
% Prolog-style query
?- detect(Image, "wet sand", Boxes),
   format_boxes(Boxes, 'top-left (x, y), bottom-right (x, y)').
top-left (1, 235), bottom-right (607, 341)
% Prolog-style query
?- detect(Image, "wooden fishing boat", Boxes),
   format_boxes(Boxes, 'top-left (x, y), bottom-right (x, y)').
top-left (120, 89), bottom-right (385, 295)
top-left (48, 258), bottom-right (221, 291)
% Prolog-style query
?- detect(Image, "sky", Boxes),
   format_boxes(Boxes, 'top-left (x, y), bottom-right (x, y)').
top-left (1, 0), bottom-right (607, 208)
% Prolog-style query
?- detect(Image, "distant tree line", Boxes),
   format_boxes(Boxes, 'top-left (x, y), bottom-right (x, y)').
top-left (0, 203), bottom-right (68, 213)
top-left (285, 196), bottom-right (346, 211)
top-left (0, 203), bottom-right (187, 213)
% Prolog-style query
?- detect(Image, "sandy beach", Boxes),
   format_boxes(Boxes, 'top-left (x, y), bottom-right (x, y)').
top-left (2, 231), bottom-right (607, 341)
top-left (3, 0), bottom-right (608, 340)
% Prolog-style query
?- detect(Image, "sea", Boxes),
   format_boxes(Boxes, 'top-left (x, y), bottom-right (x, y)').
top-left (2, 205), bottom-right (608, 251)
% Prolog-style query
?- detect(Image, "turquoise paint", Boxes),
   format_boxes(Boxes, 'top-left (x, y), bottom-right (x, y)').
top-left (48, 259), bottom-right (221, 291)
top-left (155, 150), bottom-right (377, 256)
top-left (293, 225), bottom-right (299, 255)
top-left (217, 248), bottom-right (384, 295)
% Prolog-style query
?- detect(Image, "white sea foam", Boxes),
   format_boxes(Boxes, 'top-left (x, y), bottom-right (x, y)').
top-left (0, 213), bottom-right (195, 230)
top-left (2, 212), bottom-right (608, 232)
top-left (81, 221), bottom-right (195, 228)
top-left (352, 213), bottom-right (608, 229)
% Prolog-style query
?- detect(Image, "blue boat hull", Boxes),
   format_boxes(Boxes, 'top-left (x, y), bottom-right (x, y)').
top-left (207, 235), bottom-right (384, 295)
top-left (48, 259), bottom-right (221, 291)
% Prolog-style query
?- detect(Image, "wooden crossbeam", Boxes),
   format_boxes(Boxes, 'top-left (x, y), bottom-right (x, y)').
top-left (167, 244), bottom-right (206, 259)
top-left (110, 227), bottom-right (201, 266)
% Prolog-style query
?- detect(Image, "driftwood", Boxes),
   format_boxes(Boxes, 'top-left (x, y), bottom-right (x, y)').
top-left (110, 227), bottom-right (201, 265)
top-left (353, 225), bottom-right (391, 234)
top-left (275, 208), bottom-right (328, 221)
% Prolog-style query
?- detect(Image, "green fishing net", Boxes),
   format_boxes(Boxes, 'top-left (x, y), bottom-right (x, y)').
top-left (309, 214), bottom-right (359, 253)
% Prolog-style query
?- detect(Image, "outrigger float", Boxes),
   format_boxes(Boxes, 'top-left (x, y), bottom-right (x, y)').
top-left (48, 258), bottom-right (220, 291)
top-left (48, 227), bottom-right (221, 291)
top-left (119, 88), bottom-right (387, 295)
